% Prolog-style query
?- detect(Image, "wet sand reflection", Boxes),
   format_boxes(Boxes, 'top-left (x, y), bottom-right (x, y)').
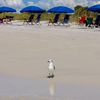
top-left (48, 81), bottom-right (56, 96)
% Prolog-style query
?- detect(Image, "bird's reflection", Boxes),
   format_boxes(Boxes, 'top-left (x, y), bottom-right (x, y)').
top-left (49, 81), bottom-right (56, 96)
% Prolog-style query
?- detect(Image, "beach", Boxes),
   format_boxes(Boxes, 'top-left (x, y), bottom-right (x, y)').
top-left (0, 23), bottom-right (100, 100)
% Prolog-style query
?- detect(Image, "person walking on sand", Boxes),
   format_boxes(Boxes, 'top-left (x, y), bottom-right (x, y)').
top-left (47, 59), bottom-right (55, 78)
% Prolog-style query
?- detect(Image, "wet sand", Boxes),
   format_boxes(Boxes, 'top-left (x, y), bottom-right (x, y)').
top-left (0, 75), bottom-right (100, 100)
top-left (0, 23), bottom-right (100, 99)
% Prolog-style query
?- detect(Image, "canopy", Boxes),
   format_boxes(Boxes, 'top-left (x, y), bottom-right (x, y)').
top-left (88, 4), bottom-right (100, 13)
top-left (47, 6), bottom-right (74, 13)
top-left (20, 6), bottom-right (45, 13)
top-left (0, 6), bottom-right (16, 13)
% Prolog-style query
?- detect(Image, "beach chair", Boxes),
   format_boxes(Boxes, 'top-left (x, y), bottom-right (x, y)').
top-left (23, 14), bottom-right (35, 25)
top-left (0, 18), bottom-right (3, 24)
top-left (5, 16), bottom-right (14, 24)
top-left (86, 16), bottom-right (93, 27)
top-left (62, 15), bottom-right (70, 26)
top-left (48, 14), bottom-right (60, 26)
top-left (95, 15), bottom-right (100, 28)
top-left (35, 14), bottom-right (42, 25)
top-left (53, 14), bottom-right (60, 26)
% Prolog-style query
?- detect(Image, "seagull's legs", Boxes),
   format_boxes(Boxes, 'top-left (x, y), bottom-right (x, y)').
top-left (49, 73), bottom-right (51, 76)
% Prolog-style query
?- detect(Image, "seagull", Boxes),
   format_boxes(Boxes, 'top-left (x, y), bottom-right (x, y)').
top-left (47, 59), bottom-right (55, 78)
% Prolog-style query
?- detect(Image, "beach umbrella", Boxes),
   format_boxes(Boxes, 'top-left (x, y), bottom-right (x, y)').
top-left (47, 6), bottom-right (74, 13)
top-left (0, 6), bottom-right (16, 13)
top-left (88, 4), bottom-right (100, 13)
top-left (20, 6), bottom-right (45, 13)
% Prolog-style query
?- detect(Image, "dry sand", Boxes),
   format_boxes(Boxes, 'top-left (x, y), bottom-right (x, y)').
top-left (0, 23), bottom-right (100, 100)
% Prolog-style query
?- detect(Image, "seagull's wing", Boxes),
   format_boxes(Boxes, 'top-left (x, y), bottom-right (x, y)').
top-left (54, 65), bottom-right (55, 70)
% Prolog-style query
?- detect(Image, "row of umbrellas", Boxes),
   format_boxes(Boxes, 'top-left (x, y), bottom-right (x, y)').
top-left (0, 4), bottom-right (100, 13)
top-left (0, 6), bottom-right (74, 13)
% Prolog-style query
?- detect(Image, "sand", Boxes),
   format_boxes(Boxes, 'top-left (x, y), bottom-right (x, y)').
top-left (0, 22), bottom-right (100, 100)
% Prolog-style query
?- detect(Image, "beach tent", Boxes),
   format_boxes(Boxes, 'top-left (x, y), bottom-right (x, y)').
top-left (47, 6), bottom-right (74, 13)
top-left (0, 6), bottom-right (16, 13)
top-left (20, 6), bottom-right (45, 13)
top-left (88, 4), bottom-right (100, 13)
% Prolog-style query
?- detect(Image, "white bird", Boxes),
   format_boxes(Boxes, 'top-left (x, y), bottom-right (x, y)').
top-left (48, 59), bottom-right (55, 78)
